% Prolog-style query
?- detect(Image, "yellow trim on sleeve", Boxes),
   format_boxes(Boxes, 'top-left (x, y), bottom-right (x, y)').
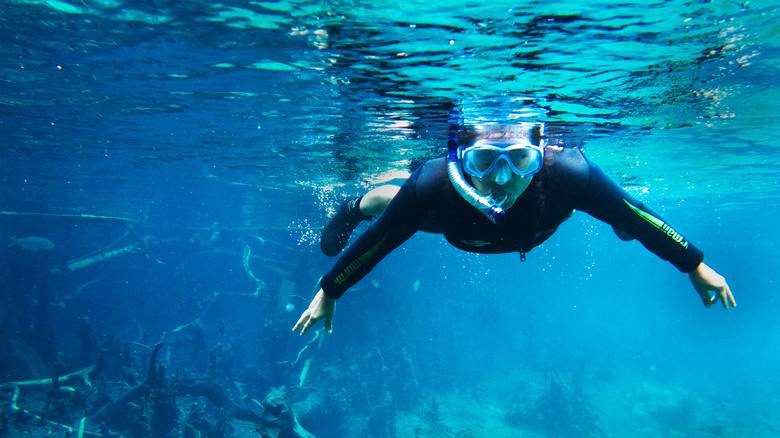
top-left (333, 233), bottom-right (389, 285)
top-left (624, 200), bottom-right (688, 249)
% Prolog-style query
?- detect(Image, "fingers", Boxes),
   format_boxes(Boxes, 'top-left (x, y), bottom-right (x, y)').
top-left (324, 313), bottom-right (333, 333)
top-left (699, 285), bottom-right (736, 310)
top-left (728, 291), bottom-right (737, 308)
top-left (293, 313), bottom-right (315, 336)
top-left (300, 318), bottom-right (314, 336)
top-left (292, 308), bottom-right (325, 336)
top-left (697, 287), bottom-right (713, 308)
top-left (709, 285), bottom-right (736, 310)
top-left (293, 307), bottom-right (316, 332)
top-left (720, 285), bottom-right (737, 309)
top-left (292, 314), bottom-right (307, 333)
top-left (292, 290), bottom-right (331, 336)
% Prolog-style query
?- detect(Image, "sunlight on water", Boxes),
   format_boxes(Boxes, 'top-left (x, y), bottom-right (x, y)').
top-left (4, 0), bottom-right (776, 212)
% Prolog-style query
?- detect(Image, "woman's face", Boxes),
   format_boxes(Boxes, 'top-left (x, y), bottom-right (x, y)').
top-left (463, 130), bottom-right (538, 210)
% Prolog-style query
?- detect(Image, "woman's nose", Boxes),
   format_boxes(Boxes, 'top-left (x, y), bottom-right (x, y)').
top-left (492, 160), bottom-right (513, 185)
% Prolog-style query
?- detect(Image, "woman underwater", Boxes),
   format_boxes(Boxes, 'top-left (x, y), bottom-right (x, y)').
top-left (293, 122), bottom-right (735, 336)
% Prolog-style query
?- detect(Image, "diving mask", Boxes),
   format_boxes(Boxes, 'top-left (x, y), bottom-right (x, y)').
top-left (458, 138), bottom-right (545, 180)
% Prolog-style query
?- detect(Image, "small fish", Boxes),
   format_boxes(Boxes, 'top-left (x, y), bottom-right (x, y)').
top-left (8, 235), bottom-right (55, 252)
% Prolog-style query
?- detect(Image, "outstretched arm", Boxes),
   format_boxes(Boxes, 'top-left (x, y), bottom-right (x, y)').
top-left (689, 262), bottom-right (736, 309)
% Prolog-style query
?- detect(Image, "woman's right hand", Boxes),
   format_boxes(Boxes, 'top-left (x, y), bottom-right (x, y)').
top-left (292, 288), bottom-right (335, 336)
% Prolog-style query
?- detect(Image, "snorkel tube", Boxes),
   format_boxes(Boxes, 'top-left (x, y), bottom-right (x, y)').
top-left (447, 136), bottom-right (507, 225)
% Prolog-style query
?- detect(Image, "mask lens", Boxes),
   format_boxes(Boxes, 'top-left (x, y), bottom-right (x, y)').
top-left (471, 148), bottom-right (499, 173)
top-left (507, 147), bottom-right (541, 173)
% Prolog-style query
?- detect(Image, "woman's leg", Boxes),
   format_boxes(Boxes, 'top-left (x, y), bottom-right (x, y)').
top-left (320, 185), bottom-right (401, 257)
top-left (358, 185), bottom-right (401, 216)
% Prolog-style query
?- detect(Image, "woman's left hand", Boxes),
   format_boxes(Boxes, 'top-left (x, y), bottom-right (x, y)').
top-left (689, 262), bottom-right (736, 309)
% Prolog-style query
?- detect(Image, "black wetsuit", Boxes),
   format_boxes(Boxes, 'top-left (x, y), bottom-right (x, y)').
top-left (321, 147), bottom-right (703, 299)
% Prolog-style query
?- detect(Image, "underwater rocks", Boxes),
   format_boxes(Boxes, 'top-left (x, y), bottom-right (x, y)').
top-left (506, 372), bottom-right (606, 438)
top-left (625, 380), bottom-right (702, 433)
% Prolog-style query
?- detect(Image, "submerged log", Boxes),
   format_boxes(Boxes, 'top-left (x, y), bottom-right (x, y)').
top-left (0, 365), bottom-right (94, 392)
top-left (91, 343), bottom-right (164, 423)
top-left (259, 386), bottom-right (316, 438)
top-left (178, 379), bottom-right (262, 423)
top-left (65, 242), bottom-right (142, 272)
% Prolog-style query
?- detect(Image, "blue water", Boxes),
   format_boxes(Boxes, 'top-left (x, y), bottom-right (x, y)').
top-left (1, 0), bottom-right (779, 437)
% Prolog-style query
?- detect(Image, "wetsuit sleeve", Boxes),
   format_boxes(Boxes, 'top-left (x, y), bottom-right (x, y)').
top-left (320, 169), bottom-right (426, 299)
top-left (570, 153), bottom-right (704, 273)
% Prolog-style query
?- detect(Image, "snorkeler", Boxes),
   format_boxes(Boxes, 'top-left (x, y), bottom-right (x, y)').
top-left (293, 122), bottom-right (735, 336)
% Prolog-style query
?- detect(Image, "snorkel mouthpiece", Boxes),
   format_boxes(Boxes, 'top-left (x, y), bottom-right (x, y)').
top-left (447, 139), bottom-right (506, 225)
top-left (488, 193), bottom-right (511, 208)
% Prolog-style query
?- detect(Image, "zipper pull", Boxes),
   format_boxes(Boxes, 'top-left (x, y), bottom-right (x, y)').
top-left (519, 251), bottom-right (526, 262)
